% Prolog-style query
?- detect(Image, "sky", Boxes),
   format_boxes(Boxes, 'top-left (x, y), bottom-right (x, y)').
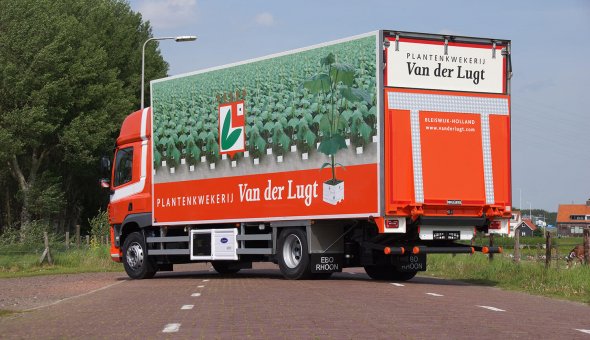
top-left (128, 0), bottom-right (590, 212)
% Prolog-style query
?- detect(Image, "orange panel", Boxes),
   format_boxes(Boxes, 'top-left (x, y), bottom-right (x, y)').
top-left (489, 114), bottom-right (511, 207)
top-left (153, 164), bottom-right (379, 223)
top-left (420, 111), bottom-right (485, 203)
top-left (385, 108), bottom-right (415, 213)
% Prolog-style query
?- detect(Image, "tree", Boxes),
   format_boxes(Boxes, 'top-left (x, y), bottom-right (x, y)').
top-left (0, 0), bottom-right (168, 234)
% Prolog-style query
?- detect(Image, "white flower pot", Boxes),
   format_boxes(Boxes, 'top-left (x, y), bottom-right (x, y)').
top-left (209, 163), bottom-right (215, 170)
top-left (254, 158), bottom-right (259, 165)
top-left (356, 146), bottom-right (363, 155)
top-left (323, 180), bottom-right (344, 205)
top-left (277, 155), bottom-right (283, 163)
top-left (170, 167), bottom-right (175, 174)
top-left (244, 151), bottom-right (250, 158)
top-left (302, 152), bottom-right (308, 160)
top-left (290, 145), bottom-right (297, 152)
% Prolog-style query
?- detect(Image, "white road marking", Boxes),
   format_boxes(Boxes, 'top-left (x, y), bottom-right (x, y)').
top-left (198, 285), bottom-right (205, 288)
top-left (191, 293), bottom-right (201, 297)
top-left (575, 329), bottom-right (590, 335)
top-left (390, 283), bottom-right (405, 287)
top-left (477, 305), bottom-right (506, 312)
top-left (426, 293), bottom-right (444, 297)
top-left (202, 279), bottom-right (210, 282)
top-left (162, 323), bottom-right (181, 333)
top-left (181, 305), bottom-right (194, 310)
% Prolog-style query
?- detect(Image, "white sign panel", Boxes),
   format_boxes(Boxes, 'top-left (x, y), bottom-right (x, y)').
top-left (386, 40), bottom-right (505, 93)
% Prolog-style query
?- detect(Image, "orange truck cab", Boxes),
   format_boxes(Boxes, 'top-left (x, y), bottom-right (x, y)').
top-left (102, 30), bottom-right (511, 280)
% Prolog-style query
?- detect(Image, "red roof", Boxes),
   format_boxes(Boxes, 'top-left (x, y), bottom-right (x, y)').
top-left (557, 203), bottom-right (590, 223)
top-left (520, 218), bottom-right (537, 231)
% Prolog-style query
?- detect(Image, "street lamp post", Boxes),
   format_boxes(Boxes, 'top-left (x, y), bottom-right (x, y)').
top-left (141, 35), bottom-right (197, 109)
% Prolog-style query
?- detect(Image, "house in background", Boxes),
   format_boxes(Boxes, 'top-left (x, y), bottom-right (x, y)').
top-left (509, 210), bottom-right (522, 237)
top-left (515, 218), bottom-right (536, 237)
top-left (556, 199), bottom-right (590, 237)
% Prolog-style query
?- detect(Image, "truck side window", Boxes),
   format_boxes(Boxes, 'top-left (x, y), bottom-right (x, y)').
top-left (114, 147), bottom-right (133, 187)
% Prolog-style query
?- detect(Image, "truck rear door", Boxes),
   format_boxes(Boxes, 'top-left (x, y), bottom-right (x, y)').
top-left (382, 32), bottom-right (511, 220)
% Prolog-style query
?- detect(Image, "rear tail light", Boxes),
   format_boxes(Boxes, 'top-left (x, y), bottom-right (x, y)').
top-left (489, 220), bottom-right (502, 230)
top-left (385, 219), bottom-right (399, 229)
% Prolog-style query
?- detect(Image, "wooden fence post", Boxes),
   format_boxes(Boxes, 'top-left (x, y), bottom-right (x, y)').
top-left (85, 235), bottom-right (90, 246)
top-left (514, 227), bottom-right (520, 263)
top-left (65, 231), bottom-right (70, 250)
top-left (545, 231), bottom-right (551, 269)
top-left (488, 233), bottom-right (494, 261)
top-left (39, 232), bottom-right (53, 265)
top-left (584, 227), bottom-right (590, 266)
top-left (76, 224), bottom-right (81, 249)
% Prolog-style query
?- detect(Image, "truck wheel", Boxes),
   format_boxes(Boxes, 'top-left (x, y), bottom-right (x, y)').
top-left (278, 228), bottom-right (312, 280)
top-left (123, 232), bottom-right (157, 279)
top-left (364, 265), bottom-right (417, 281)
top-left (212, 261), bottom-right (240, 275)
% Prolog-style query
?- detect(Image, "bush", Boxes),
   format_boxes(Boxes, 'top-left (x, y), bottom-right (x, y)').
top-left (89, 210), bottom-right (109, 247)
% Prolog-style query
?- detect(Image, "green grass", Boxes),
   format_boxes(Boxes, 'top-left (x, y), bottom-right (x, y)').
top-left (0, 245), bottom-right (122, 278)
top-left (425, 253), bottom-right (590, 304)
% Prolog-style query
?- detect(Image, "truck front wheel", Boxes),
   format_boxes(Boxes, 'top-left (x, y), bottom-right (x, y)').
top-left (278, 228), bottom-right (312, 280)
top-left (364, 265), bottom-right (417, 281)
top-left (123, 231), bottom-right (157, 279)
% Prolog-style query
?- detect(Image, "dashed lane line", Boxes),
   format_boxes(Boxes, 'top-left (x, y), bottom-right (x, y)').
top-left (181, 305), bottom-right (194, 310)
top-left (426, 293), bottom-right (444, 297)
top-left (477, 305), bottom-right (506, 312)
top-left (575, 329), bottom-right (590, 335)
top-left (390, 283), bottom-right (405, 287)
top-left (191, 293), bottom-right (201, 297)
top-left (198, 285), bottom-right (205, 288)
top-left (162, 323), bottom-right (181, 333)
top-left (202, 279), bottom-right (210, 282)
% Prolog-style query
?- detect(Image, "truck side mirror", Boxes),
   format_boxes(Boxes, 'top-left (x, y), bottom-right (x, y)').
top-left (99, 178), bottom-right (111, 189)
top-left (100, 156), bottom-right (111, 178)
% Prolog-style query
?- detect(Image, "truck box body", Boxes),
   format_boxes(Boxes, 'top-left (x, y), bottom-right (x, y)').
top-left (149, 31), bottom-right (511, 227)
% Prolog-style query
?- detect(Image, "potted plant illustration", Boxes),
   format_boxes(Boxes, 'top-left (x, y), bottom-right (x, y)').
top-left (302, 52), bottom-right (369, 205)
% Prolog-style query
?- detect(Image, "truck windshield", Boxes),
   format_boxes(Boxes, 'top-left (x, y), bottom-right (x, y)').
top-left (114, 147), bottom-right (133, 187)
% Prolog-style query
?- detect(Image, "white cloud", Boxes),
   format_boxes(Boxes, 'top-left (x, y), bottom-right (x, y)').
top-left (255, 12), bottom-right (275, 26)
top-left (137, 0), bottom-right (198, 29)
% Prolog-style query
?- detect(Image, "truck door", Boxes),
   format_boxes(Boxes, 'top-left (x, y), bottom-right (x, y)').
top-left (109, 146), bottom-right (135, 225)
top-left (384, 88), bottom-right (511, 216)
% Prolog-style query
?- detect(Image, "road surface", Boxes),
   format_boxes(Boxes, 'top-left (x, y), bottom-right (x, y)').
top-left (1, 263), bottom-right (589, 339)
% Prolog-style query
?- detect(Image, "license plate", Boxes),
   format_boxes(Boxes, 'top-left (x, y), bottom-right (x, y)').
top-left (433, 230), bottom-right (460, 240)
top-left (311, 254), bottom-right (343, 273)
top-left (396, 254), bottom-right (427, 272)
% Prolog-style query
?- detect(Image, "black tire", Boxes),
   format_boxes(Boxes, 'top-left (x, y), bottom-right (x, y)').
top-left (122, 231), bottom-right (157, 279)
top-left (278, 228), bottom-right (312, 280)
top-left (364, 265), bottom-right (417, 281)
top-left (212, 261), bottom-right (241, 275)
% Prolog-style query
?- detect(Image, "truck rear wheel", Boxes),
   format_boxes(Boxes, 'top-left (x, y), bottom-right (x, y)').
top-left (123, 231), bottom-right (157, 279)
top-left (278, 228), bottom-right (312, 280)
top-left (364, 265), bottom-right (417, 281)
top-left (212, 261), bottom-right (241, 275)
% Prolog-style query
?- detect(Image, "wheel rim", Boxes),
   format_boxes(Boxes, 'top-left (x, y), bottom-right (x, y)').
top-left (126, 242), bottom-right (144, 270)
top-left (283, 234), bottom-right (303, 269)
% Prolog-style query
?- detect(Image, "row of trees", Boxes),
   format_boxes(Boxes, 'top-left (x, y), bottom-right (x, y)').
top-left (0, 0), bottom-right (168, 237)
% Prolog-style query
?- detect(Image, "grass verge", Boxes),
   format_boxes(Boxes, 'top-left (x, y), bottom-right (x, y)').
top-left (424, 253), bottom-right (590, 305)
top-left (0, 245), bottom-right (122, 278)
